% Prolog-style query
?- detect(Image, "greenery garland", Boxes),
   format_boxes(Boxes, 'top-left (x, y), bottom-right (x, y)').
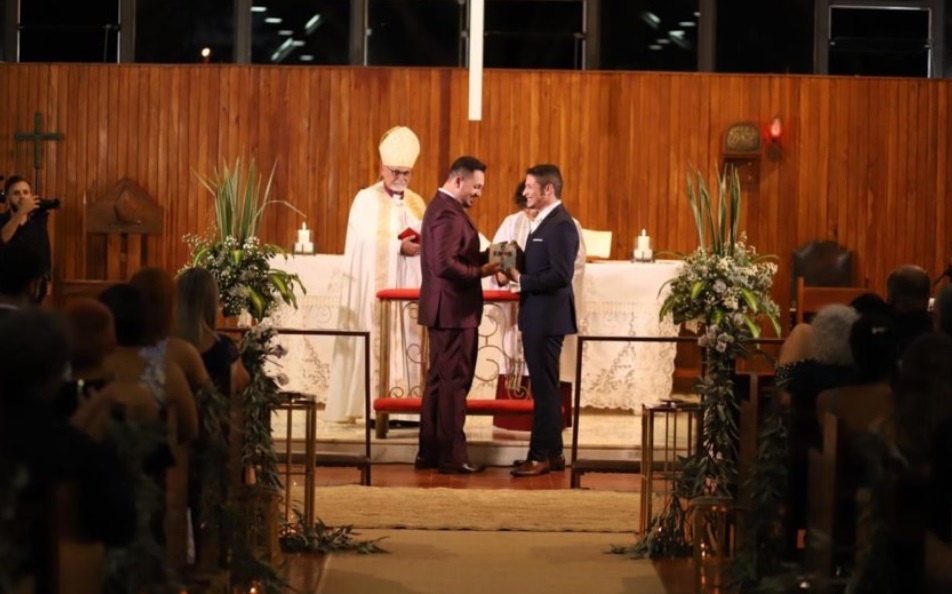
top-left (613, 166), bottom-right (781, 560)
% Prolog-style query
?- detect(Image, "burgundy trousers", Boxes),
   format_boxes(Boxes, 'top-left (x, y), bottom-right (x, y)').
top-left (417, 326), bottom-right (478, 467)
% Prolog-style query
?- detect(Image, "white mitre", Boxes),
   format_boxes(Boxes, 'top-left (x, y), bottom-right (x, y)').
top-left (378, 126), bottom-right (421, 169)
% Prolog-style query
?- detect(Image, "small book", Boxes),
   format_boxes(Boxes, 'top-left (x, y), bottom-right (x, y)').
top-left (398, 227), bottom-right (421, 243)
top-left (488, 240), bottom-right (520, 270)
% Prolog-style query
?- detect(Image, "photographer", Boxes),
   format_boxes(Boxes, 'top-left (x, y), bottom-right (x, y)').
top-left (0, 176), bottom-right (52, 284)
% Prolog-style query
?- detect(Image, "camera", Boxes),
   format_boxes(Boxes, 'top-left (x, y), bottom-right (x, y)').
top-left (37, 198), bottom-right (61, 212)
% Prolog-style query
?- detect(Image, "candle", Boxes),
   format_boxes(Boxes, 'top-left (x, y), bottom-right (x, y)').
top-left (297, 223), bottom-right (310, 245)
top-left (636, 229), bottom-right (651, 252)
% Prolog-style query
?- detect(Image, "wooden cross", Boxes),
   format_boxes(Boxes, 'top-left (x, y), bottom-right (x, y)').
top-left (15, 112), bottom-right (64, 172)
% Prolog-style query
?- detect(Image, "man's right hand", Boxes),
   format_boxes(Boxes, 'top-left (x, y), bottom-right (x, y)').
top-left (400, 239), bottom-right (421, 256)
top-left (17, 195), bottom-right (40, 218)
top-left (480, 262), bottom-right (502, 278)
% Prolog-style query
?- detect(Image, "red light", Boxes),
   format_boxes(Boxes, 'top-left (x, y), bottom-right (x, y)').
top-left (769, 117), bottom-right (782, 140)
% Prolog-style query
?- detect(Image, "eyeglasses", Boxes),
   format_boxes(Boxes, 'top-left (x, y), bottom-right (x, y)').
top-left (385, 167), bottom-right (412, 178)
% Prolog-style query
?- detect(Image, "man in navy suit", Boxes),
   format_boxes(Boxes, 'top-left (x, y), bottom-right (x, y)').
top-left (506, 164), bottom-right (579, 477)
top-left (416, 156), bottom-right (501, 474)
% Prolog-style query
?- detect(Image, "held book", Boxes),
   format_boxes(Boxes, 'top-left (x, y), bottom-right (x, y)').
top-left (397, 227), bottom-right (421, 243)
top-left (488, 240), bottom-right (520, 270)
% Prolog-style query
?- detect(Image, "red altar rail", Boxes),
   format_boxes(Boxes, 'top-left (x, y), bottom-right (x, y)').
top-left (373, 288), bottom-right (522, 438)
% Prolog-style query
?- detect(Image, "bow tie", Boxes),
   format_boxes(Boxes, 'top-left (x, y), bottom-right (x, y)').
top-left (385, 187), bottom-right (404, 198)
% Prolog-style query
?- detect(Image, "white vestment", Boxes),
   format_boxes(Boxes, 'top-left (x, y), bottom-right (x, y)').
top-left (485, 210), bottom-right (587, 383)
top-left (325, 181), bottom-right (426, 422)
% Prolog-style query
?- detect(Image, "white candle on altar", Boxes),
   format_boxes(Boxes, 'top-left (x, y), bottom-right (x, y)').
top-left (297, 223), bottom-right (310, 246)
top-left (637, 229), bottom-right (650, 252)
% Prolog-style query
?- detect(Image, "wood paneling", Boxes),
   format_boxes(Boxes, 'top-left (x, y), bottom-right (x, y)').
top-left (1, 65), bottom-right (951, 320)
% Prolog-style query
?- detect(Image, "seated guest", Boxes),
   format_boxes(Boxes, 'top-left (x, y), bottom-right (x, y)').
top-left (129, 267), bottom-right (214, 394)
top-left (850, 291), bottom-right (892, 318)
top-left (0, 310), bottom-right (135, 588)
top-left (174, 267), bottom-right (250, 396)
top-left (816, 314), bottom-right (898, 433)
top-left (99, 283), bottom-right (198, 442)
top-left (0, 241), bottom-right (48, 312)
top-left (58, 299), bottom-right (158, 424)
top-left (887, 264), bottom-right (934, 354)
top-left (934, 284), bottom-right (952, 337)
top-left (777, 303), bottom-right (859, 556)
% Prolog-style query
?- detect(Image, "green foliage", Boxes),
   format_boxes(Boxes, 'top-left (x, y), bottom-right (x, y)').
top-left (195, 158), bottom-right (301, 246)
top-left (185, 158), bottom-right (306, 322)
top-left (280, 511), bottom-right (388, 555)
top-left (238, 324), bottom-right (286, 490)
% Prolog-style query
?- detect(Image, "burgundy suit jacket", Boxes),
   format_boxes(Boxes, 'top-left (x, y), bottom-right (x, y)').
top-left (418, 190), bottom-right (486, 329)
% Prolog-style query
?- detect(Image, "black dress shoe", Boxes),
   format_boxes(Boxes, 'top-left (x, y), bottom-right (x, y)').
top-left (511, 454), bottom-right (566, 471)
top-left (438, 463), bottom-right (486, 475)
top-left (414, 457), bottom-right (437, 470)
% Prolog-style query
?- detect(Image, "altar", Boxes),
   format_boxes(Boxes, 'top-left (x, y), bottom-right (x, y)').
top-left (263, 255), bottom-right (681, 412)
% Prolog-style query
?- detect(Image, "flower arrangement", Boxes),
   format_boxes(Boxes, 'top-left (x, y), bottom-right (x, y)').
top-left (617, 166), bottom-right (782, 562)
top-left (184, 158), bottom-right (306, 322)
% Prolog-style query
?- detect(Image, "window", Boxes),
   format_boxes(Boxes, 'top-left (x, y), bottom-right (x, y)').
top-left (828, 6), bottom-right (931, 77)
top-left (716, 0), bottom-right (814, 74)
top-left (484, 0), bottom-right (584, 69)
top-left (136, 0), bottom-right (234, 63)
top-left (601, 0), bottom-right (698, 72)
top-left (251, 0), bottom-right (350, 65)
top-left (367, 0), bottom-right (464, 66)
top-left (19, 0), bottom-right (119, 62)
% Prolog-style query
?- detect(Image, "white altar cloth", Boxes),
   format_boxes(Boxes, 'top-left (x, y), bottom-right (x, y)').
top-left (263, 255), bottom-right (680, 412)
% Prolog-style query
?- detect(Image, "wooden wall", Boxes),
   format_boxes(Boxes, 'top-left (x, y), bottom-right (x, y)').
top-left (1, 64), bottom-right (950, 321)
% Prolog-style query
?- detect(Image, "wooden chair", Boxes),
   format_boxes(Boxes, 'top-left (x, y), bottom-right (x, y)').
top-left (47, 482), bottom-right (107, 594)
top-left (54, 178), bottom-right (164, 307)
top-left (795, 277), bottom-right (871, 325)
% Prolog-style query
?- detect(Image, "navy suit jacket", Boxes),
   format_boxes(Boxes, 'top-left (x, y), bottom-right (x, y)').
top-left (517, 203), bottom-right (579, 336)
top-left (418, 191), bottom-right (486, 330)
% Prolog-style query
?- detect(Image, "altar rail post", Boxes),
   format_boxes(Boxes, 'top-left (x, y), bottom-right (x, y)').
top-left (218, 327), bottom-right (373, 498)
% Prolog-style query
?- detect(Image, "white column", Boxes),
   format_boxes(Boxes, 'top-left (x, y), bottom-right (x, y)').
top-left (468, 0), bottom-right (484, 121)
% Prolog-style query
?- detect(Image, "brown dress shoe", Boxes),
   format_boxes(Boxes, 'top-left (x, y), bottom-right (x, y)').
top-left (511, 455), bottom-right (566, 471)
top-left (438, 463), bottom-right (486, 475)
top-left (511, 459), bottom-right (551, 477)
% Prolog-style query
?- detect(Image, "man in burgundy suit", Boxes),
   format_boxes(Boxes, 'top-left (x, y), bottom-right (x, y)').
top-left (416, 156), bottom-right (500, 474)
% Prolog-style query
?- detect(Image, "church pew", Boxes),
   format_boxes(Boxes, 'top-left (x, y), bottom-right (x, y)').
top-left (164, 403), bottom-right (191, 574)
top-left (47, 482), bottom-right (107, 594)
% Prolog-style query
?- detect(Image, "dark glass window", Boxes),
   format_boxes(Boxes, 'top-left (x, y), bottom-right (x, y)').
top-left (484, 0), bottom-right (584, 69)
top-left (716, 0), bottom-right (814, 74)
top-left (19, 0), bottom-right (119, 62)
top-left (136, 0), bottom-right (234, 63)
top-left (367, 0), bottom-right (464, 66)
top-left (601, 0), bottom-right (698, 72)
top-left (828, 7), bottom-right (931, 77)
top-left (251, 0), bottom-right (350, 65)
top-left (945, 4), bottom-right (952, 77)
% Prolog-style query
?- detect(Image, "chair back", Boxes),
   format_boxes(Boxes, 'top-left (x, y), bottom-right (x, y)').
top-left (791, 240), bottom-right (854, 303)
top-left (795, 277), bottom-right (871, 325)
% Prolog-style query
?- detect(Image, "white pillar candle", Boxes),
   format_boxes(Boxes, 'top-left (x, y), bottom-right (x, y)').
top-left (297, 223), bottom-right (310, 245)
top-left (636, 229), bottom-right (650, 252)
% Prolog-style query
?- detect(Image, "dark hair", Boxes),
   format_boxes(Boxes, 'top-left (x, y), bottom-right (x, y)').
top-left (64, 298), bottom-right (117, 372)
top-left (849, 314), bottom-right (898, 382)
top-left (850, 292), bottom-right (891, 318)
top-left (514, 182), bottom-right (527, 209)
top-left (0, 242), bottom-right (45, 298)
top-left (0, 309), bottom-right (70, 408)
top-left (2, 175), bottom-right (29, 198)
top-left (447, 156), bottom-right (486, 178)
top-left (526, 164), bottom-right (563, 198)
top-left (129, 267), bottom-right (175, 343)
top-left (98, 283), bottom-right (149, 347)
top-left (886, 265), bottom-right (931, 313)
